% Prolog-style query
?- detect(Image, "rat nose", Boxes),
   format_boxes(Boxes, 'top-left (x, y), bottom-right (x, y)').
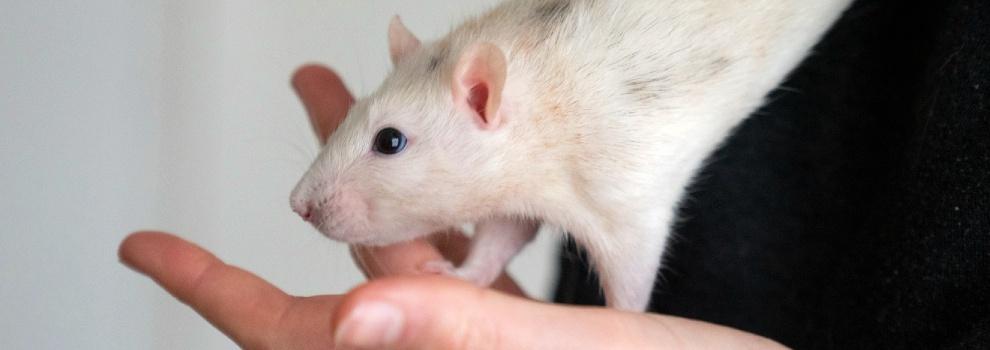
top-left (291, 200), bottom-right (314, 222)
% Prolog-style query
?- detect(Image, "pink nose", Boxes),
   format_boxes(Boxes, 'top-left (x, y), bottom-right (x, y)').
top-left (291, 201), bottom-right (314, 222)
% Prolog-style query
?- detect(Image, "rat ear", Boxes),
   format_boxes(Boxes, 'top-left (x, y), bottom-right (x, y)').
top-left (452, 42), bottom-right (507, 130)
top-left (388, 15), bottom-right (421, 65)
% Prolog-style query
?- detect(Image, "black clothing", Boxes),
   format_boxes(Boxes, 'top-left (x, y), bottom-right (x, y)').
top-left (554, 0), bottom-right (990, 348)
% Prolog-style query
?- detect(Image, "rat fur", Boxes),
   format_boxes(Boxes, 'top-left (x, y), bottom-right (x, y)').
top-left (291, 0), bottom-right (853, 311)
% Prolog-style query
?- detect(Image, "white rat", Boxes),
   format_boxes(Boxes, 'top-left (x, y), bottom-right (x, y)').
top-left (291, 0), bottom-right (853, 311)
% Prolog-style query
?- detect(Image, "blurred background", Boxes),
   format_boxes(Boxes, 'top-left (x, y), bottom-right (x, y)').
top-left (0, 1), bottom-right (559, 348)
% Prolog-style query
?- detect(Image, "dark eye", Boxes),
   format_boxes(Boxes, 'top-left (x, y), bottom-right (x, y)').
top-left (373, 127), bottom-right (408, 155)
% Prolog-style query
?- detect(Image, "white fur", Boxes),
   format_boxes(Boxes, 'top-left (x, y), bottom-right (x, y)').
top-left (291, 0), bottom-right (853, 311)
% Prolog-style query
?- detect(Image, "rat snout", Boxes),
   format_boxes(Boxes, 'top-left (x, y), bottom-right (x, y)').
top-left (290, 191), bottom-right (335, 225)
top-left (289, 181), bottom-right (331, 225)
top-left (290, 178), bottom-right (373, 242)
top-left (291, 199), bottom-right (314, 222)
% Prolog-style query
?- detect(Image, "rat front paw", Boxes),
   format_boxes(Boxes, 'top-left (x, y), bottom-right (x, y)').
top-left (420, 260), bottom-right (495, 287)
top-left (420, 260), bottom-right (457, 276)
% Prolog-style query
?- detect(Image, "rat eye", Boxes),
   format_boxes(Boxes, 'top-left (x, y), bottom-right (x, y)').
top-left (373, 127), bottom-right (408, 155)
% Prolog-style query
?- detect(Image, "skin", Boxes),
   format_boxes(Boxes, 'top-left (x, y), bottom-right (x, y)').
top-left (117, 64), bottom-right (789, 350)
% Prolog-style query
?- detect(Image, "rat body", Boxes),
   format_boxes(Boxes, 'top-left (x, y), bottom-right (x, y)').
top-left (291, 0), bottom-right (853, 311)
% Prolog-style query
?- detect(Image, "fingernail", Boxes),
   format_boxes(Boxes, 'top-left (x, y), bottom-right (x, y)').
top-left (334, 301), bottom-right (405, 349)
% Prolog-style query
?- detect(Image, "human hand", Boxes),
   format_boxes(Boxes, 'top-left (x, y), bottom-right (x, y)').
top-left (117, 65), bottom-right (786, 349)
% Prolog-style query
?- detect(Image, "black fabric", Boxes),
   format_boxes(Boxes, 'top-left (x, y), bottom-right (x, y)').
top-left (553, 0), bottom-right (989, 348)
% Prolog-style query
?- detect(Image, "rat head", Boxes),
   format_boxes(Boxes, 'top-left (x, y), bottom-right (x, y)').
top-left (290, 17), bottom-right (520, 246)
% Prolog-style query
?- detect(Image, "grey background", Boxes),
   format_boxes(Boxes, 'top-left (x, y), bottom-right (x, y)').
top-left (0, 1), bottom-right (559, 348)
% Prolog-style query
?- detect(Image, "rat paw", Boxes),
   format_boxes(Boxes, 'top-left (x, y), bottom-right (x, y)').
top-left (420, 260), bottom-right (457, 276)
top-left (420, 260), bottom-right (497, 287)
top-left (421, 260), bottom-right (497, 287)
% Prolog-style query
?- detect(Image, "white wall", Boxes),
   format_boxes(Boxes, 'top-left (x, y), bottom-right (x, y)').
top-left (0, 1), bottom-right (559, 349)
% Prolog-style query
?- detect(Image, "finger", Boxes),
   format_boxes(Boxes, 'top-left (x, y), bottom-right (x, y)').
top-left (291, 64), bottom-right (355, 144)
top-left (350, 238), bottom-right (448, 278)
top-left (352, 231), bottom-right (526, 296)
top-left (331, 277), bottom-right (788, 350)
top-left (119, 232), bottom-right (321, 349)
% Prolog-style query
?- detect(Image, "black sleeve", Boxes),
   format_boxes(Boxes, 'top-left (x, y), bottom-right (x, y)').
top-left (554, 0), bottom-right (990, 348)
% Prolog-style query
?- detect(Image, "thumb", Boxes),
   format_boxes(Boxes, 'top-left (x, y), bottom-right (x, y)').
top-left (331, 276), bottom-right (609, 349)
top-left (330, 276), bottom-right (784, 350)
